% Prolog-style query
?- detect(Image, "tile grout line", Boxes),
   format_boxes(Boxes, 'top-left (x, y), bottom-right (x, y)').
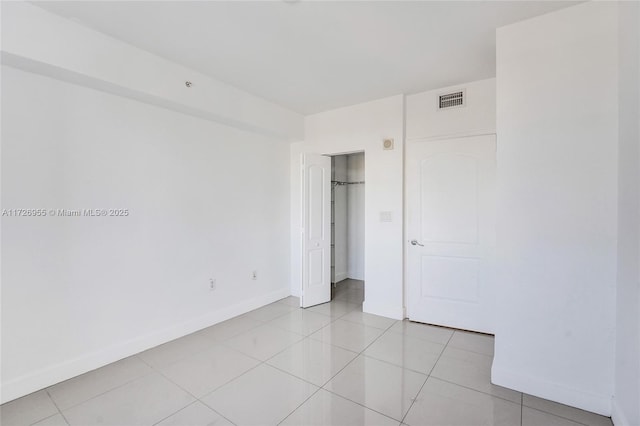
top-left (523, 406), bottom-right (602, 426)
top-left (399, 326), bottom-right (456, 425)
top-left (43, 389), bottom-right (70, 426)
top-left (428, 376), bottom-right (521, 405)
top-left (190, 305), bottom-right (343, 425)
top-left (271, 299), bottom-right (369, 424)
top-left (444, 343), bottom-right (495, 358)
top-left (150, 400), bottom-right (231, 426)
top-left (138, 300), bottom-right (309, 425)
top-left (401, 330), bottom-right (524, 406)
top-left (45, 362), bottom-right (157, 416)
top-left (276, 310), bottom-right (398, 425)
top-left (267, 284), bottom-right (364, 424)
top-left (318, 319), bottom-right (410, 422)
top-left (318, 388), bottom-right (402, 425)
top-left (192, 298), bottom-right (355, 406)
top-left (137, 353), bottom-right (239, 426)
top-left (251, 308), bottom-right (365, 425)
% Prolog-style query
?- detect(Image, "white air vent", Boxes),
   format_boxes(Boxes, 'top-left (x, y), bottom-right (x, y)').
top-left (439, 90), bottom-right (465, 109)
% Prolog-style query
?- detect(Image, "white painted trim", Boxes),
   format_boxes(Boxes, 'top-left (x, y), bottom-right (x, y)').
top-left (491, 361), bottom-right (612, 416)
top-left (611, 398), bottom-right (631, 426)
top-left (405, 130), bottom-right (496, 143)
top-left (334, 271), bottom-right (348, 283)
top-left (0, 287), bottom-right (289, 404)
top-left (363, 300), bottom-right (403, 320)
top-left (1, 55), bottom-right (291, 141)
top-left (1, 2), bottom-right (303, 140)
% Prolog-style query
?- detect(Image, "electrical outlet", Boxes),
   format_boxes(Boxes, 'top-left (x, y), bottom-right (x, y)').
top-left (252, 270), bottom-right (258, 280)
top-left (209, 278), bottom-right (216, 291)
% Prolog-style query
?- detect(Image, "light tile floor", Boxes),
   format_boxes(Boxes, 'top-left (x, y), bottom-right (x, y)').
top-left (1, 280), bottom-right (613, 426)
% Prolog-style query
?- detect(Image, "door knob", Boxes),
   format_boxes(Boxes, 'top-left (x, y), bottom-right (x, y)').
top-left (410, 240), bottom-right (424, 247)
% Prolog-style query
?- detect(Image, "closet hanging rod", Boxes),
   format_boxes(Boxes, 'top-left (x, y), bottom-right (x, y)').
top-left (331, 180), bottom-right (365, 185)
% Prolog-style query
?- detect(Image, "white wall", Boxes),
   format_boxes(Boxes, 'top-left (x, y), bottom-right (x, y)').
top-left (290, 96), bottom-right (404, 319)
top-left (492, 2), bottom-right (619, 415)
top-left (613, 2), bottom-right (640, 425)
top-left (1, 2), bottom-right (303, 404)
top-left (0, 65), bottom-right (292, 403)
top-left (406, 78), bottom-right (496, 141)
top-left (332, 156), bottom-right (348, 282)
top-left (347, 153), bottom-right (365, 280)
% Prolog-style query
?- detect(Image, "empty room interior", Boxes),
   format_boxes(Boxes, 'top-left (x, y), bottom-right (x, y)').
top-left (1, 1), bottom-right (639, 426)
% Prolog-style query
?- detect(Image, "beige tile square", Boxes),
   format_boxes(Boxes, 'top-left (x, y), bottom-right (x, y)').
top-left (202, 364), bottom-right (318, 425)
top-left (138, 333), bottom-right (215, 368)
top-left (363, 331), bottom-right (444, 374)
top-left (32, 413), bottom-right (69, 426)
top-left (431, 346), bottom-right (521, 403)
top-left (196, 314), bottom-right (263, 343)
top-left (448, 330), bottom-right (495, 356)
top-left (309, 319), bottom-right (384, 352)
top-left (267, 309), bottom-right (333, 336)
top-left (340, 310), bottom-right (397, 330)
top-left (62, 373), bottom-right (193, 426)
top-left (267, 338), bottom-right (357, 386)
top-left (159, 344), bottom-right (260, 397)
top-left (0, 390), bottom-right (58, 426)
top-left (389, 321), bottom-right (453, 345)
top-left (281, 389), bottom-right (398, 426)
top-left (307, 300), bottom-right (361, 319)
top-left (404, 377), bottom-right (521, 426)
top-left (522, 406), bottom-right (584, 426)
top-left (156, 401), bottom-right (232, 426)
top-left (245, 302), bottom-right (297, 322)
top-left (48, 356), bottom-right (152, 410)
top-left (325, 355), bottom-right (426, 421)
top-left (225, 324), bottom-right (303, 361)
top-left (523, 394), bottom-right (612, 426)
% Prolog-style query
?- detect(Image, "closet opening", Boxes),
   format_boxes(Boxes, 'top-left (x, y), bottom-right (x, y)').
top-left (330, 152), bottom-right (365, 305)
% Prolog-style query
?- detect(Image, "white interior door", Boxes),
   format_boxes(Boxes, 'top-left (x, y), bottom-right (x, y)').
top-left (406, 135), bottom-right (496, 333)
top-left (301, 153), bottom-right (331, 308)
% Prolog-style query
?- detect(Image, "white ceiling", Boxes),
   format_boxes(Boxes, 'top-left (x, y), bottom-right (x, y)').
top-left (34, 1), bottom-right (578, 114)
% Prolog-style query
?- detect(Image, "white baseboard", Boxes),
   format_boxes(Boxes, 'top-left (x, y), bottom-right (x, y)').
top-left (611, 398), bottom-right (635, 426)
top-left (363, 300), bottom-right (403, 320)
top-left (290, 285), bottom-right (301, 297)
top-left (334, 271), bottom-right (348, 283)
top-left (0, 287), bottom-right (290, 404)
top-left (347, 272), bottom-right (365, 281)
top-left (491, 361), bottom-right (612, 416)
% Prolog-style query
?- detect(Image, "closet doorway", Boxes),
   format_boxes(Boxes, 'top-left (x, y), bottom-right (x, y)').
top-left (330, 152), bottom-right (365, 304)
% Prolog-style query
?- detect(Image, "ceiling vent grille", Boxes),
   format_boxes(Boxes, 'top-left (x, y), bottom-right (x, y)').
top-left (439, 91), bottom-right (465, 109)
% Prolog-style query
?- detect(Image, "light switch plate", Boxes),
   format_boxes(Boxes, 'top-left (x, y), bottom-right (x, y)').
top-left (380, 211), bottom-right (393, 222)
top-left (383, 138), bottom-right (394, 150)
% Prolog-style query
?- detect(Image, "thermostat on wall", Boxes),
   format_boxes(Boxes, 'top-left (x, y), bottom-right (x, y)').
top-left (383, 138), bottom-right (394, 150)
